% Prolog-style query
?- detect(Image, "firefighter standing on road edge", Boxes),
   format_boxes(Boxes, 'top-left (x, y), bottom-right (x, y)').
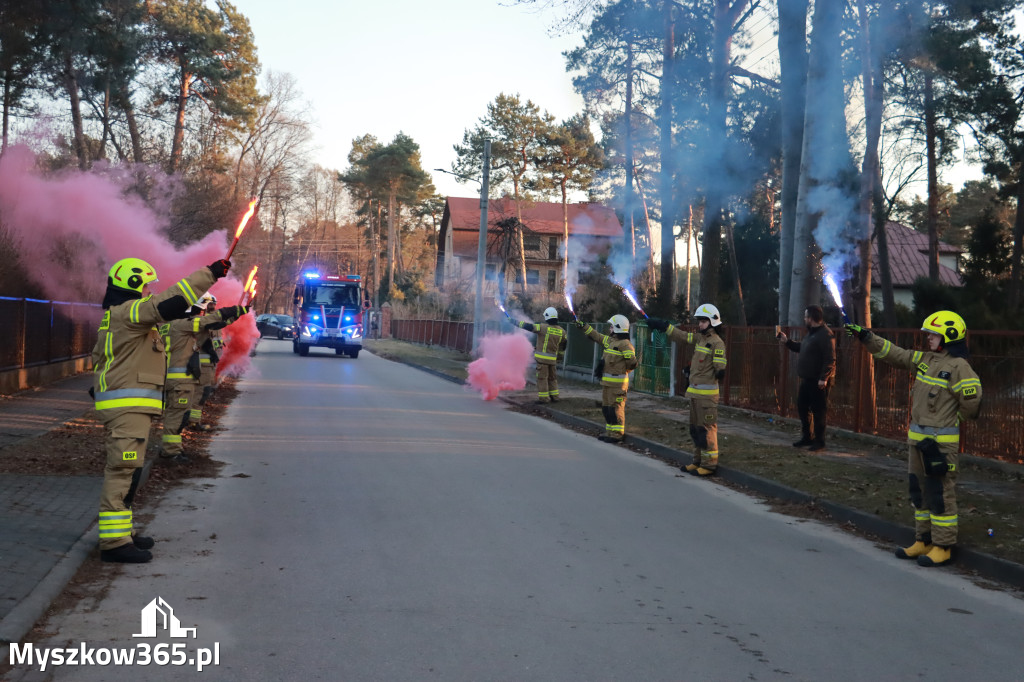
top-left (514, 306), bottom-right (567, 403)
top-left (92, 257), bottom-right (229, 563)
top-left (649, 303), bottom-right (728, 476)
top-left (577, 314), bottom-right (638, 442)
top-left (159, 297), bottom-right (247, 463)
top-left (846, 310), bottom-right (982, 567)
top-left (192, 293), bottom-right (220, 430)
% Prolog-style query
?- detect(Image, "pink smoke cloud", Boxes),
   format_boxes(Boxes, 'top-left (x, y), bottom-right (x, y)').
top-left (216, 313), bottom-right (260, 380)
top-left (0, 144), bottom-right (241, 301)
top-left (465, 333), bottom-right (534, 400)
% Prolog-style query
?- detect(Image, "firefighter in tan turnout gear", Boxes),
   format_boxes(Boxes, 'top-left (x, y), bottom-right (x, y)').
top-left (159, 295), bottom-right (247, 463)
top-left (514, 307), bottom-right (567, 403)
top-left (191, 293), bottom-right (220, 431)
top-left (92, 257), bottom-right (230, 563)
top-left (576, 314), bottom-right (638, 442)
top-left (649, 303), bottom-right (728, 476)
top-left (846, 310), bottom-right (982, 567)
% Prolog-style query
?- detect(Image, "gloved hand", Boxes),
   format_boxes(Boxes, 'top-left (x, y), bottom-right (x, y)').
top-left (845, 323), bottom-right (870, 341)
top-left (216, 305), bottom-right (249, 322)
top-left (715, 369), bottom-right (726, 381)
top-left (593, 358), bottom-right (605, 380)
top-left (208, 259), bottom-right (231, 279)
top-left (574, 319), bottom-right (586, 329)
top-left (647, 318), bottom-right (669, 332)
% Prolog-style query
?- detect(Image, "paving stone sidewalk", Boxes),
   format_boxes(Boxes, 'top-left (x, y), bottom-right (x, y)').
top-left (0, 374), bottom-right (99, 648)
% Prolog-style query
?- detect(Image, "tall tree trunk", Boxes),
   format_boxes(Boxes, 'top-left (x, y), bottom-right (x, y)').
top-left (855, 0), bottom-right (881, 329)
top-left (724, 218), bottom-right (747, 325)
top-left (561, 179), bottom-right (569, 286)
top-left (63, 53), bottom-right (87, 170)
top-left (2, 72), bottom-right (11, 155)
top-left (387, 191), bottom-right (396, 296)
top-left (924, 71), bottom-right (940, 281)
top-left (657, 0), bottom-right (676, 313)
top-left (789, 0), bottom-right (845, 324)
top-left (698, 0), bottom-right (736, 306)
top-left (777, 0), bottom-right (809, 324)
top-left (118, 93), bottom-right (145, 163)
top-left (684, 205), bottom-right (693, 311)
top-left (624, 40), bottom-right (637, 263)
top-left (169, 70), bottom-right (191, 173)
top-left (1008, 171), bottom-right (1024, 311)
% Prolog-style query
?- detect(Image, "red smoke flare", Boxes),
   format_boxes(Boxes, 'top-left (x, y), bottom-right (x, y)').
top-left (466, 333), bottom-right (534, 400)
top-left (216, 313), bottom-right (259, 380)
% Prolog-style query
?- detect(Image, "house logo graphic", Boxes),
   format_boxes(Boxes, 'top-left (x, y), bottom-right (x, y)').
top-left (133, 597), bottom-right (197, 639)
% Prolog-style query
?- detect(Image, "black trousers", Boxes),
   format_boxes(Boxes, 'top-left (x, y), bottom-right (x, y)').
top-left (797, 378), bottom-right (829, 442)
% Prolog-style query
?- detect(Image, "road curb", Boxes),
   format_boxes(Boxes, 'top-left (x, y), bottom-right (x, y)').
top-left (0, 523), bottom-right (96, 664)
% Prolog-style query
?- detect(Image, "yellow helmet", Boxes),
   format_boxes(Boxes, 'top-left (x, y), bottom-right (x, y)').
top-left (921, 310), bottom-right (966, 343)
top-left (108, 257), bottom-right (158, 293)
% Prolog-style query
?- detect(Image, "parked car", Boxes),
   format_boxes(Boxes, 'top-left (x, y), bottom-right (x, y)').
top-left (256, 314), bottom-right (298, 339)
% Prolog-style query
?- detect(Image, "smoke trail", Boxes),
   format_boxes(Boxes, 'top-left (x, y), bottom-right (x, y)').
top-left (0, 144), bottom-right (233, 301)
top-left (216, 314), bottom-right (260, 380)
top-left (465, 332), bottom-right (534, 400)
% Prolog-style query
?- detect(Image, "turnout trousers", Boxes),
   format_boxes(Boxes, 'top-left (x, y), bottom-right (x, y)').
top-left (98, 411), bottom-right (151, 550)
top-left (601, 385), bottom-right (628, 441)
top-left (688, 395), bottom-right (719, 470)
top-left (536, 362), bottom-right (559, 402)
top-left (162, 379), bottom-right (194, 455)
top-left (908, 440), bottom-right (959, 547)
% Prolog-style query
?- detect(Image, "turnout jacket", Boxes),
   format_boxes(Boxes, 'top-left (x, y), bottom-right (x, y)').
top-left (864, 332), bottom-right (982, 443)
top-left (92, 268), bottom-right (215, 418)
top-left (515, 320), bottom-right (567, 365)
top-left (665, 323), bottom-right (727, 398)
top-left (581, 324), bottom-right (638, 388)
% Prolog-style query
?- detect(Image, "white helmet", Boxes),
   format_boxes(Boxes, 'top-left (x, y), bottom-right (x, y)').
top-left (543, 307), bottom-right (558, 321)
top-left (608, 314), bottom-right (630, 333)
top-left (693, 303), bottom-right (722, 327)
top-left (191, 292), bottom-right (216, 314)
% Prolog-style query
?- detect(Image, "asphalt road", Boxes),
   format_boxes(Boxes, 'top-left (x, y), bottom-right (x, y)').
top-left (21, 339), bottom-right (1024, 681)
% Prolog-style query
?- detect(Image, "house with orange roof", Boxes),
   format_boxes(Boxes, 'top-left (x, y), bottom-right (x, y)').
top-left (870, 221), bottom-right (963, 310)
top-left (435, 197), bottom-right (623, 296)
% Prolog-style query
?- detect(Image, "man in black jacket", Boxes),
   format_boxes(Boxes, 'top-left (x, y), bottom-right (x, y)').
top-left (777, 305), bottom-right (835, 451)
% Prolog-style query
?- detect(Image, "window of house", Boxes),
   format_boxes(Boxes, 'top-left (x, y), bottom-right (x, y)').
top-left (523, 236), bottom-right (541, 252)
top-left (485, 263), bottom-right (497, 281)
top-left (515, 269), bottom-right (541, 285)
top-left (547, 270), bottom-right (557, 292)
top-left (548, 238), bottom-right (559, 260)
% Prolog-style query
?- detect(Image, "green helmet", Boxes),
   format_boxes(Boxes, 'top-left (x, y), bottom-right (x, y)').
top-left (108, 258), bottom-right (158, 293)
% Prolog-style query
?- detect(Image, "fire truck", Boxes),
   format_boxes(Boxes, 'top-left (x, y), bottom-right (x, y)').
top-left (292, 271), bottom-right (367, 357)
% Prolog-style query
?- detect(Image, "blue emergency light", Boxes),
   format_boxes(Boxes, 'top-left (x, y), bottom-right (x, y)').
top-left (312, 314), bottom-right (320, 321)
top-left (304, 271), bottom-right (321, 279)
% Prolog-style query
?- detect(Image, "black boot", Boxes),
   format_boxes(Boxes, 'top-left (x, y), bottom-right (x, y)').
top-left (793, 438), bottom-right (813, 447)
top-left (132, 535), bottom-right (155, 550)
top-left (101, 543), bottom-right (153, 563)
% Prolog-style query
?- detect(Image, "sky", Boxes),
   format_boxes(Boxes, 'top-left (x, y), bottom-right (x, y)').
top-left (237, 0), bottom-right (589, 200)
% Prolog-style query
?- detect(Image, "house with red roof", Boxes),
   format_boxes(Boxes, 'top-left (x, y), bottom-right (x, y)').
top-left (435, 197), bottom-right (623, 295)
top-left (870, 221), bottom-right (963, 310)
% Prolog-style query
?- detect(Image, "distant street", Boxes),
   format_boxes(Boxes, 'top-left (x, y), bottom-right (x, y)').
top-left (26, 339), bottom-right (1024, 681)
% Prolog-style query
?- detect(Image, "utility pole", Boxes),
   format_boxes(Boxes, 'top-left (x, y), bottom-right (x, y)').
top-left (473, 140), bottom-right (491, 351)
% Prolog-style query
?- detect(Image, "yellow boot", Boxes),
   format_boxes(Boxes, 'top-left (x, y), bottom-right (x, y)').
top-left (917, 545), bottom-right (953, 567)
top-left (681, 464), bottom-right (700, 474)
top-left (695, 467), bottom-right (716, 476)
top-left (895, 541), bottom-right (932, 560)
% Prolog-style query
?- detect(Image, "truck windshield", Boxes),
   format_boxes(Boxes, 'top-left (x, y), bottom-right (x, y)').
top-left (307, 284), bottom-right (359, 307)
